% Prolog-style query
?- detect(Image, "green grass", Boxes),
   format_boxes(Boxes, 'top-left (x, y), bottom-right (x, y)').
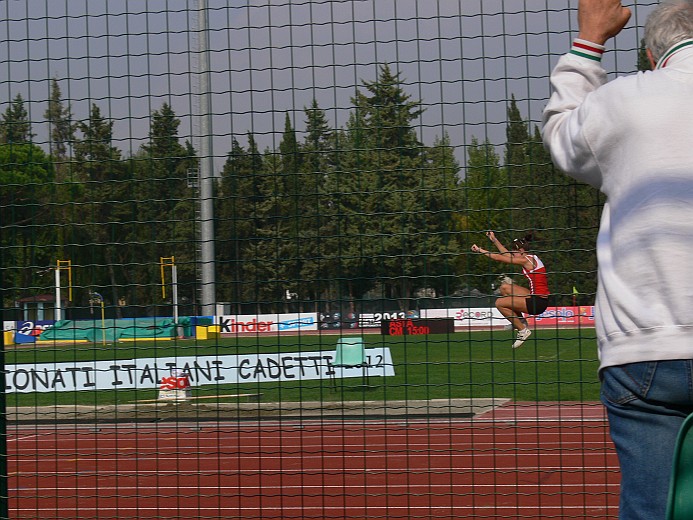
top-left (6, 328), bottom-right (600, 407)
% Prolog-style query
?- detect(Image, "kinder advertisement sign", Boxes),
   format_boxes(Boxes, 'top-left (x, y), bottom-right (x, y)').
top-left (217, 313), bottom-right (318, 334)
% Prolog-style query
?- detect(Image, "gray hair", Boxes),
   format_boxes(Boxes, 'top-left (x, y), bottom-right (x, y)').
top-left (644, 0), bottom-right (693, 61)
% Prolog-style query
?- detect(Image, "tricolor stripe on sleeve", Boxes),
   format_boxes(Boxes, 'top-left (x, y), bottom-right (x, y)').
top-left (570, 39), bottom-right (605, 62)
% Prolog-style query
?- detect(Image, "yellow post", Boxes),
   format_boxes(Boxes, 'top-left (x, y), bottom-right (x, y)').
top-left (100, 300), bottom-right (106, 346)
top-left (160, 256), bottom-right (180, 336)
top-left (57, 260), bottom-right (73, 301)
top-left (160, 256), bottom-right (175, 299)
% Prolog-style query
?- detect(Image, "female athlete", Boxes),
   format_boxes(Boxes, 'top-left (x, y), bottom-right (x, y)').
top-left (471, 231), bottom-right (550, 348)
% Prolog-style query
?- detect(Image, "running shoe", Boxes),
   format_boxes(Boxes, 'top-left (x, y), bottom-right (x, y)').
top-left (512, 328), bottom-right (532, 349)
top-left (496, 275), bottom-right (514, 286)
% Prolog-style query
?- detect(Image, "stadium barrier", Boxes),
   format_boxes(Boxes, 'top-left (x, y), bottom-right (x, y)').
top-left (2, 306), bottom-right (596, 345)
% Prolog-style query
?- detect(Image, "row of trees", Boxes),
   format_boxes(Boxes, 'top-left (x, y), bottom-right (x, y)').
top-left (0, 64), bottom-right (603, 316)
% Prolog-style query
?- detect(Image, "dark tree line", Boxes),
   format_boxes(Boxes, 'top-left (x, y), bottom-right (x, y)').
top-left (0, 65), bottom-right (603, 317)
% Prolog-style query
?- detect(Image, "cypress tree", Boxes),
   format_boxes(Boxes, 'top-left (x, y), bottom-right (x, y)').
top-left (0, 94), bottom-right (34, 144)
top-left (73, 103), bottom-right (129, 307)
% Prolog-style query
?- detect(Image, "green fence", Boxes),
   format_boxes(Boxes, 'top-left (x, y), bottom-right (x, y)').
top-left (1, 1), bottom-right (656, 518)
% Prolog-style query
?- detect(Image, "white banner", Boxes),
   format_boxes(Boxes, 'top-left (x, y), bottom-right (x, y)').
top-left (5, 348), bottom-right (395, 393)
top-left (419, 308), bottom-right (507, 327)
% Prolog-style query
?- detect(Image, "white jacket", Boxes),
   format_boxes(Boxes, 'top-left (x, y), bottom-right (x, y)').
top-left (542, 39), bottom-right (693, 370)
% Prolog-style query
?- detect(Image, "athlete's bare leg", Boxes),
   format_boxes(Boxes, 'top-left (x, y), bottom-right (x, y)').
top-left (496, 282), bottom-right (531, 330)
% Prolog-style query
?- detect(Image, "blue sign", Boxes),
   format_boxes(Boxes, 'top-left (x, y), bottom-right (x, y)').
top-left (15, 320), bottom-right (55, 344)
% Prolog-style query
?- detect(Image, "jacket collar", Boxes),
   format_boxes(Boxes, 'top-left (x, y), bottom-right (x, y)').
top-left (655, 38), bottom-right (693, 70)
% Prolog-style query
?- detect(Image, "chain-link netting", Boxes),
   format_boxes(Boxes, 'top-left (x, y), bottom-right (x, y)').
top-left (1, 1), bottom-right (658, 518)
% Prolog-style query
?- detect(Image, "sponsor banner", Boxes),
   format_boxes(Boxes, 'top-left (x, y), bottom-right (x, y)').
top-left (216, 313), bottom-right (318, 333)
top-left (358, 311), bottom-right (419, 329)
top-left (14, 320), bottom-right (56, 344)
top-left (528, 306), bottom-right (595, 327)
top-left (420, 308), bottom-right (507, 327)
top-left (420, 307), bottom-right (596, 328)
top-left (6, 347), bottom-right (395, 393)
top-left (158, 368), bottom-right (192, 400)
top-left (318, 312), bottom-right (360, 330)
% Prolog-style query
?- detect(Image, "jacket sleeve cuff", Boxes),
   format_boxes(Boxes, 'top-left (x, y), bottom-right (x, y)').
top-left (570, 39), bottom-right (606, 62)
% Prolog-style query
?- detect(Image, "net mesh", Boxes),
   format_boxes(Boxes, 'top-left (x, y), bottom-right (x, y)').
top-left (1, 1), bottom-right (657, 518)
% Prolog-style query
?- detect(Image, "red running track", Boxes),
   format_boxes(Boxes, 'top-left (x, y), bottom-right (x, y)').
top-left (8, 402), bottom-right (619, 519)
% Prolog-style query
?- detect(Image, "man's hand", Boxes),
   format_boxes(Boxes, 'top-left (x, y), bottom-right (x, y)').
top-left (578, 0), bottom-right (631, 45)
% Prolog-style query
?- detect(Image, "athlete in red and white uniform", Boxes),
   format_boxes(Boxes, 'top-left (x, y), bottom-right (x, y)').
top-left (522, 254), bottom-right (550, 298)
top-left (471, 231), bottom-right (550, 348)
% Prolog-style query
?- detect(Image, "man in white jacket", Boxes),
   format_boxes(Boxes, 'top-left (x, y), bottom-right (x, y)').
top-left (542, 1), bottom-right (693, 519)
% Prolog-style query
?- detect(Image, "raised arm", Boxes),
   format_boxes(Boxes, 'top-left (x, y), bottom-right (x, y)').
top-left (471, 243), bottom-right (530, 267)
top-left (486, 231), bottom-right (509, 254)
top-left (541, 0), bottom-right (631, 187)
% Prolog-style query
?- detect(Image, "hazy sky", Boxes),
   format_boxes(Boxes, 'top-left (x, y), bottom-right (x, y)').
top-left (1, 0), bottom-right (658, 171)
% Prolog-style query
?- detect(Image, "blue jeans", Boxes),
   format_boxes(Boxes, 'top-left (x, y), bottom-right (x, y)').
top-left (600, 361), bottom-right (693, 520)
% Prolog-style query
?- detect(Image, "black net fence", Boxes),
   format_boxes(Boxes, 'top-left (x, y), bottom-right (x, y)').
top-left (0, 1), bottom-right (658, 518)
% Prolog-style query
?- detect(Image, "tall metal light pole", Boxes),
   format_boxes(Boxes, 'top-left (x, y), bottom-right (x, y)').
top-left (197, 0), bottom-right (216, 316)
